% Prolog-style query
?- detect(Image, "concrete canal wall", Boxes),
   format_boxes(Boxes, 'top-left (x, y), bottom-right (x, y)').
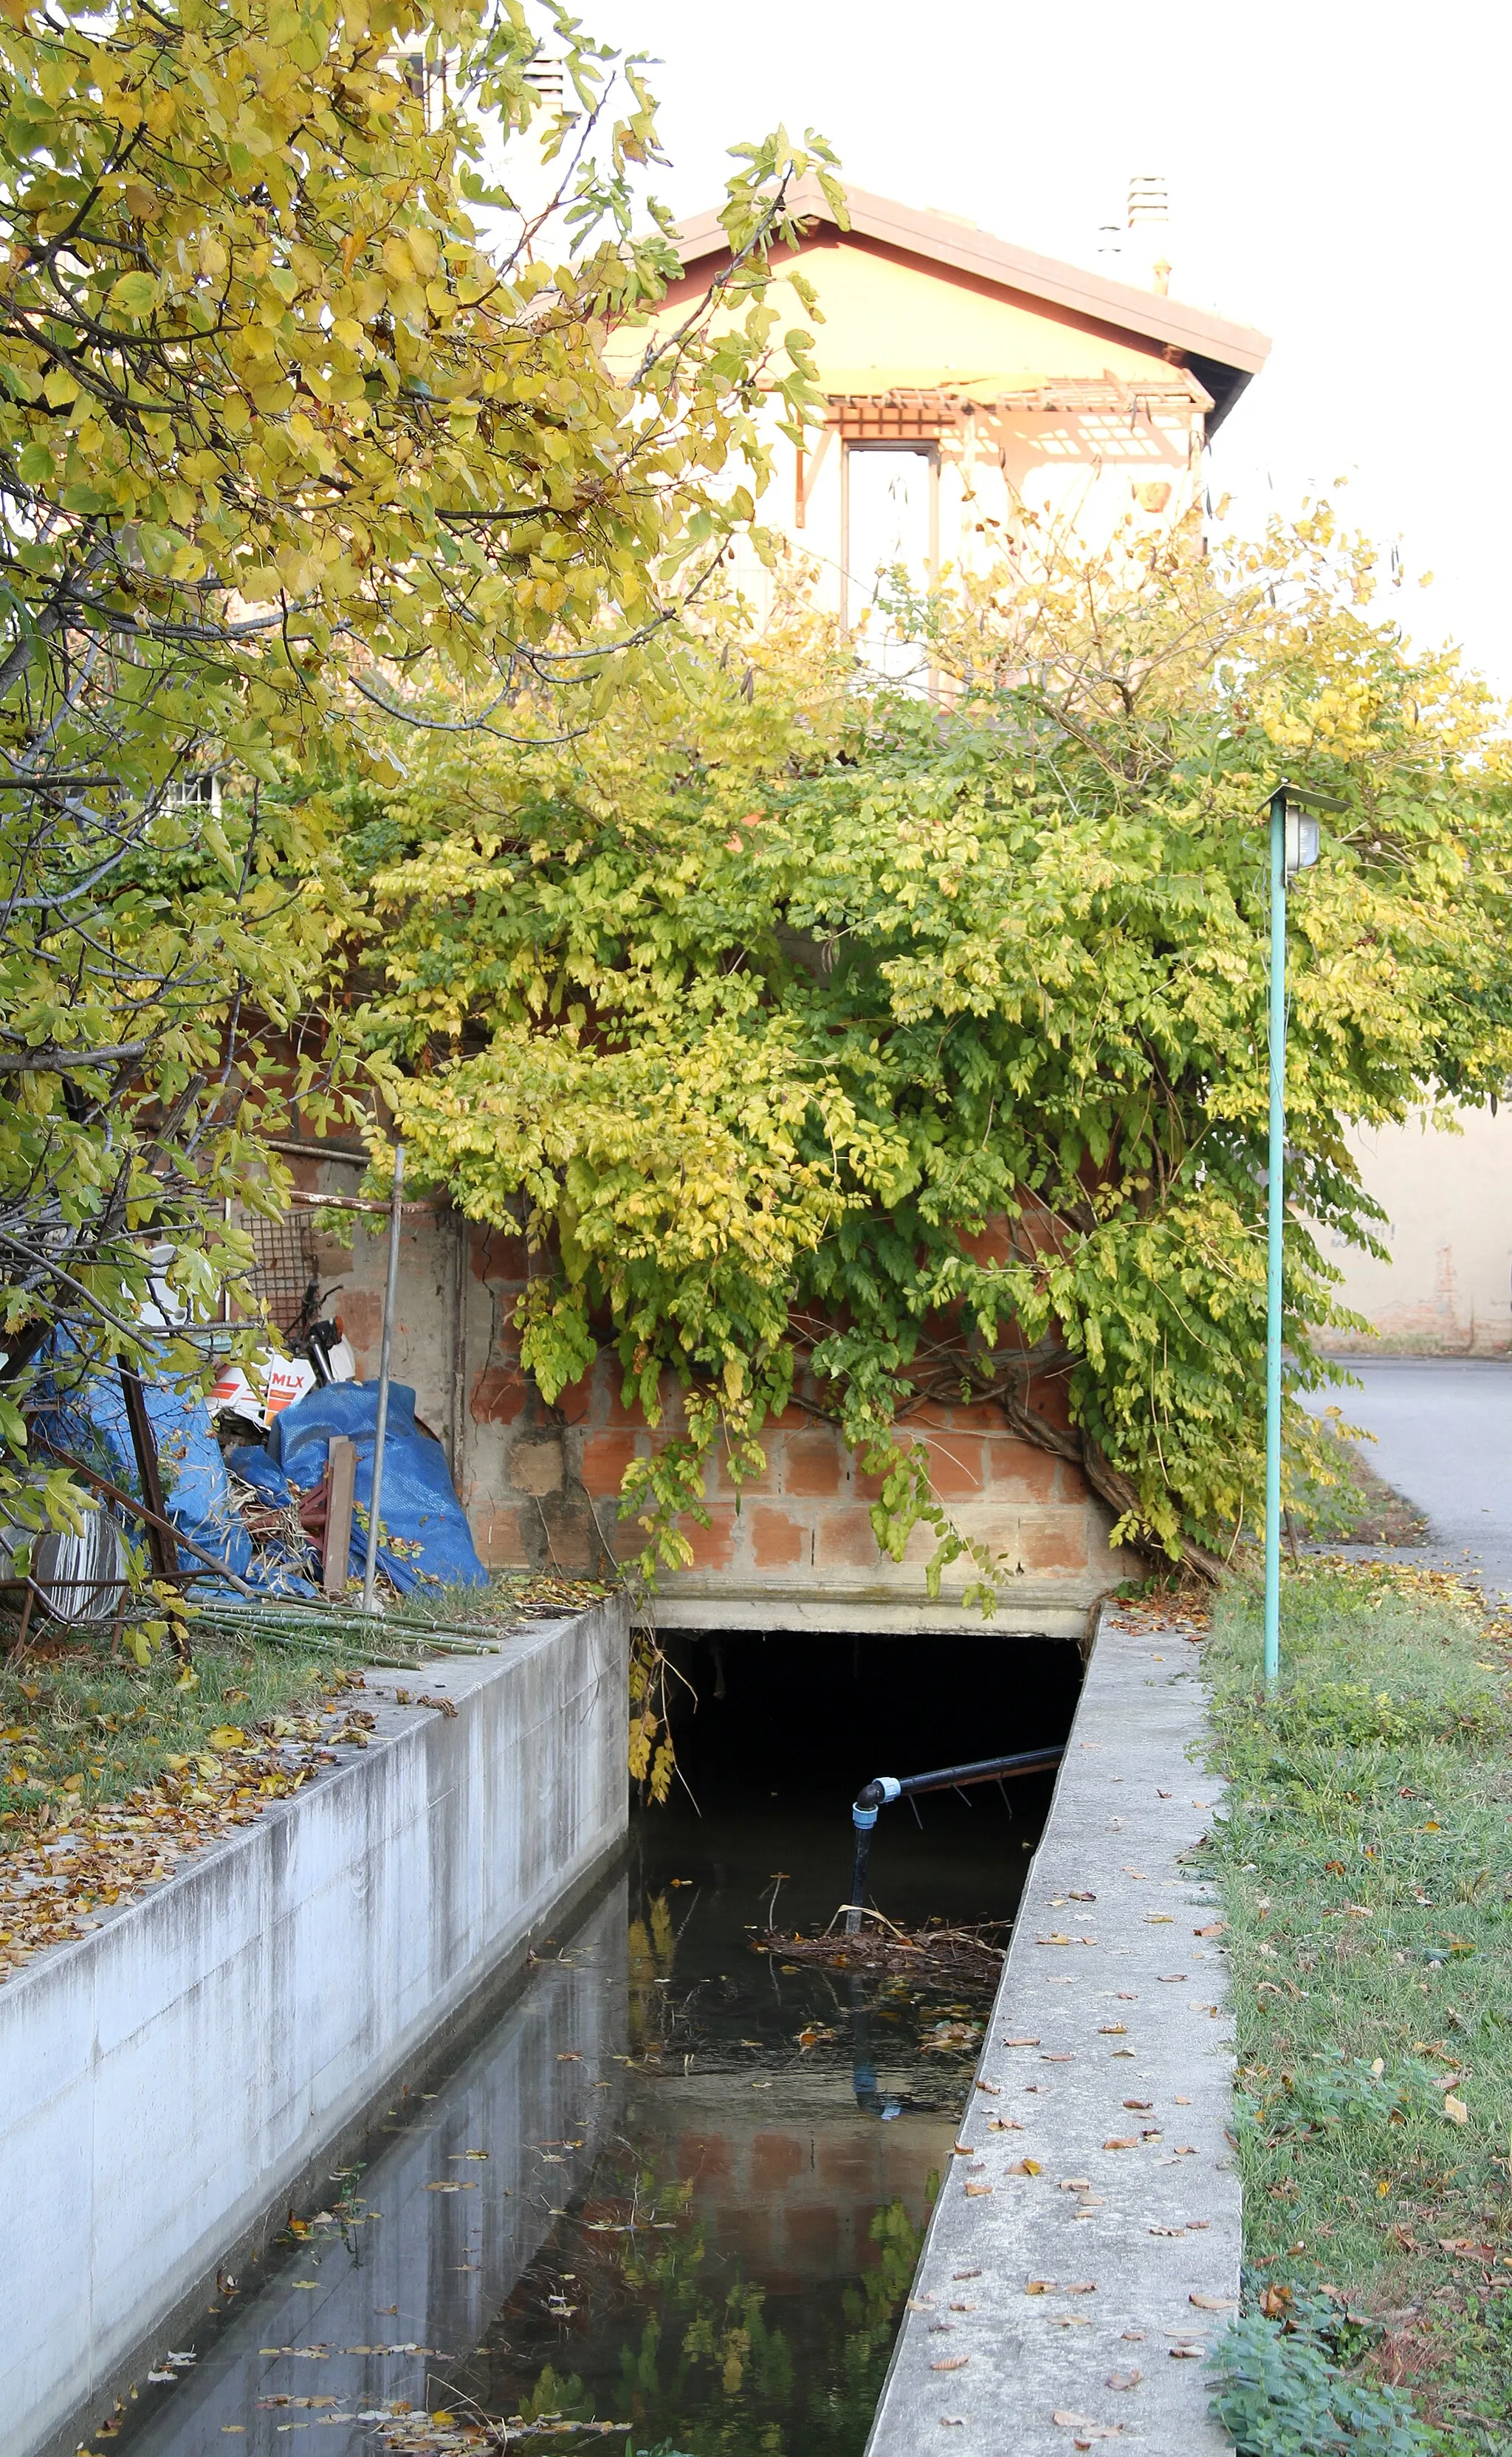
top-left (3, 1594), bottom-right (629, 2457)
top-left (867, 1606), bottom-right (1239, 2457)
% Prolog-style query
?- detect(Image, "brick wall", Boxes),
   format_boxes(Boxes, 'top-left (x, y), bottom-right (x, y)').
top-left (300, 1170), bottom-right (1135, 1638)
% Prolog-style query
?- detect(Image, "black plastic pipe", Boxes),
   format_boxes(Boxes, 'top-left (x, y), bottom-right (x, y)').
top-left (845, 1745), bottom-right (1065, 1934)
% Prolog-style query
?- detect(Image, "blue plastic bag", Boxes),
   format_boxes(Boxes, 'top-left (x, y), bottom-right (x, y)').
top-left (267, 1382), bottom-right (487, 1594)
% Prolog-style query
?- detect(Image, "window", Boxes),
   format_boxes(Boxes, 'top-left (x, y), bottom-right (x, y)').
top-left (165, 769), bottom-right (222, 817)
top-left (842, 444), bottom-right (935, 681)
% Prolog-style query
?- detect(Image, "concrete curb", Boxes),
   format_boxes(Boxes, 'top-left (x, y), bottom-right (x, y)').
top-left (865, 1605), bottom-right (1238, 2457)
top-left (4, 1592), bottom-right (629, 2457)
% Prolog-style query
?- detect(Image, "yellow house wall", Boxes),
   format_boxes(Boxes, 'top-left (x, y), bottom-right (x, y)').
top-left (638, 233), bottom-right (1204, 625)
top-left (1321, 1109), bottom-right (1512, 1355)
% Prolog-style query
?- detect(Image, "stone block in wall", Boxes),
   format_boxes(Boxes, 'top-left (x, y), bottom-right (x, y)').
top-left (747, 1505), bottom-right (811, 1570)
top-left (470, 1364), bottom-right (530, 1425)
top-left (913, 1430), bottom-right (989, 1499)
top-left (813, 1504), bottom-right (887, 1570)
top-left (1017, 1505), bottom-right (1091, 1574)
top-left (579, 1429), bottom-right (646, 1490)
top-left (985, 1438), bottom-right (1059, 1501)
top-left (472, 1228), bottom-right (530, 1284)
top-left (510, 1437), bottom-right (565, 1497)
top-left (474, 1505), bottom-right (528, 1567)
top-left (682, 1508), bottom-right (738, 1571)
top-left (780, 1433), bottom-right (845, 1496)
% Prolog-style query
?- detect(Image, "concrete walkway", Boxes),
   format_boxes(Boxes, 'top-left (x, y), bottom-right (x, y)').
top-left (1311, 1357), bottom-right (1512, 1602)
top-left (866, 1609), bottom-right (1237, 2457)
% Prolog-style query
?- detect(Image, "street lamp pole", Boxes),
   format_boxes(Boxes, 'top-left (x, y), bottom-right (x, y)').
top-left (1263, 789), bottom-right (1287, 1690)
top-left (1262, 781), bottom-right (1339, 1690)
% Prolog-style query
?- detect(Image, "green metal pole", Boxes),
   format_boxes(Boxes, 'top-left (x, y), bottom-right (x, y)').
top-left (1264, 790), bottom-right (1286, 1689)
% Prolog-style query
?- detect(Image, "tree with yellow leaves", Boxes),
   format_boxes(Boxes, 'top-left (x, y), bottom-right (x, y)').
top-left (0, 0), bottom-right (839, 1544)
top-left (356, 512), bottom-right (1512, 1583)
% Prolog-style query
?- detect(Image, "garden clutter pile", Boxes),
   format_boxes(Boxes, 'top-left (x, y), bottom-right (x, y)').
top-left (26, 1364), bottom-right (484, 1613)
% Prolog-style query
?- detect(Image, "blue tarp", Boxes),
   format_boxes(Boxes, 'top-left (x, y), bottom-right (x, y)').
top-left (36, 1358), bottom-right (315, 1597)
top-left (246, 1381), bottom-right (487, 1595)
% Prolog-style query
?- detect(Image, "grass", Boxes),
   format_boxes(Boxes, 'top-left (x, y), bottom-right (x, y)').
top-left (1203, 1559), bottom-right (1512, 2453)
top-left (0, 1621), bottom-right (350, 1838)
top-left (0, 1567), bottom-right (608, 1841)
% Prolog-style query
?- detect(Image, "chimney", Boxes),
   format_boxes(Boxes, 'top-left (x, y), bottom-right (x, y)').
top-left (1124, 173), bottom-right (1172, 292)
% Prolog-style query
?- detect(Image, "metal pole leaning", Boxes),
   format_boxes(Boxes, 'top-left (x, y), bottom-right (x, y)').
top-left (362, 1142), bottom-right (404, 1615)
top-left (1264, 791), bottom-right (1287, 1691)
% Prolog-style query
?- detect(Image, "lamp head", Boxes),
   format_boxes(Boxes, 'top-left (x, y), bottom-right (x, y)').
top-left (1284, 806), bottom-right (1320, 876)
top-left (1271, 779), bottom-right (1345, 879)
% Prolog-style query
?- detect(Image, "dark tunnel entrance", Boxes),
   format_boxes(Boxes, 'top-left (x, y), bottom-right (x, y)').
top-left (649, 1626), bottom-right (1085, 1931)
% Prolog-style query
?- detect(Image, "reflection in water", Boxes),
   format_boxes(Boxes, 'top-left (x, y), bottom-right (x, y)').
top-left (113, 1780), bottom-right (1045, 2457)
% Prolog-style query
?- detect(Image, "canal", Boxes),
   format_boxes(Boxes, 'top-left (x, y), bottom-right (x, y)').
top-left (103, 1630), bottom-right (1082, 2457)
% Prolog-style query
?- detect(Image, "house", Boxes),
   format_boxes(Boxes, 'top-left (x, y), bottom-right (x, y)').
top-left (1324, 1110), bottom-right (1512, 1355)
top-left (661, 176), bottom-right (1270, 650)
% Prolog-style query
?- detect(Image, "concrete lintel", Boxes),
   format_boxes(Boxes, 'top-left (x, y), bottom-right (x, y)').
top-left (866, 1606), bottom-right (1237, 2457)
top-left (653, 1590), bottom-right (1093, 1640)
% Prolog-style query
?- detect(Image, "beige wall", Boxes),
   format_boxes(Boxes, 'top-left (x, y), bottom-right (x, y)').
top-left (1322, 1107), bottom-right (1512, 1354)
top-left (631, 230), bottom-right (1205, 633)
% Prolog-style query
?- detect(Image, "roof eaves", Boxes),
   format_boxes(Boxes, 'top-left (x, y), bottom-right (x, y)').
top-left (674, 174), bottom-right (1271, 394)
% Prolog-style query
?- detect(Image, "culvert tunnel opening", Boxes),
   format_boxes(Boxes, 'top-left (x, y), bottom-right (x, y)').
top-left (641, 1626), bottom-right (1086, 1937)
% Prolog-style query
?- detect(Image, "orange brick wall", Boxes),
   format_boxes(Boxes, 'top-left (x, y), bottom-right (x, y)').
top-left (306, 1180), bottom-right (1135, 1635)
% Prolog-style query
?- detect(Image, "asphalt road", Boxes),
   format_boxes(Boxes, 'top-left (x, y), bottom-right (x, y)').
top-left (1310, 1358), bottom-right (1512, 1604)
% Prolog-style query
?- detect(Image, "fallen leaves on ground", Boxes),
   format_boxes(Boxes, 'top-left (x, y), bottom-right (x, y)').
top-left (0, 1685), bottom-right (374, 1982)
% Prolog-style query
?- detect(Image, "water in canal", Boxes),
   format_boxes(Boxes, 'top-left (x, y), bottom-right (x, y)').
top-left (107, 1632), bottom-right (1080, 2457)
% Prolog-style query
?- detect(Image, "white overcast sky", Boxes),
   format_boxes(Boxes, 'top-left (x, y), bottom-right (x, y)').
top-left (576, 0), bottom-right (1510, 688)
